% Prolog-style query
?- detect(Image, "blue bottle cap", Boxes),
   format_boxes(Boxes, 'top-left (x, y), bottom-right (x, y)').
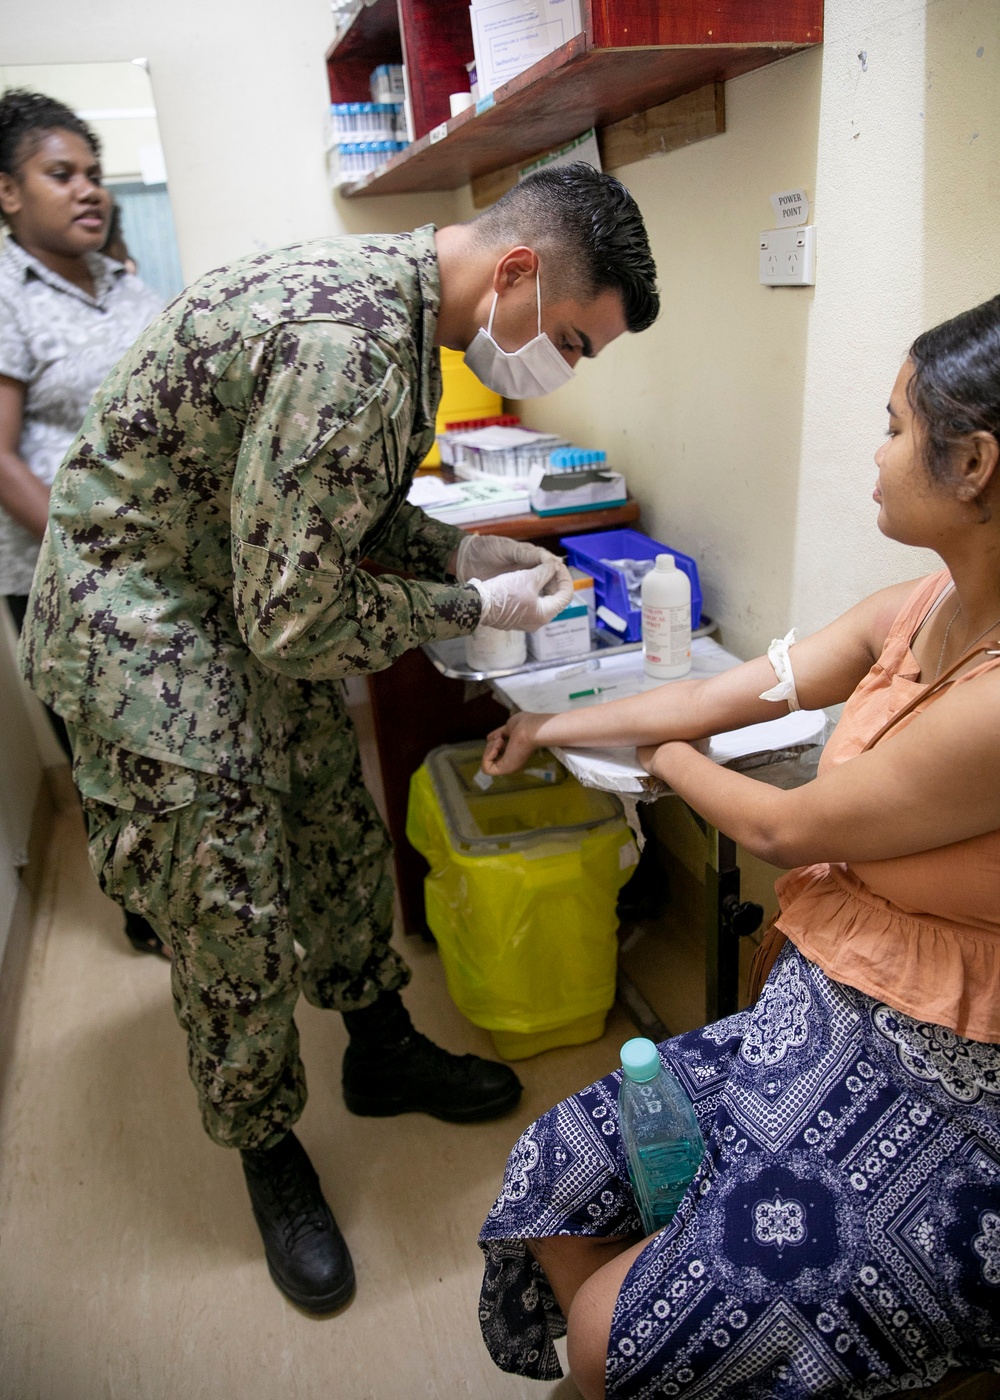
top-left (620, 1037), bottom-right (661, 1082)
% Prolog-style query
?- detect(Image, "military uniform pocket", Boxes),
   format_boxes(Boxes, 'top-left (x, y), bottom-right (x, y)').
top-left (68, 724), bottom-right (197, 813)
top-left (82, 797), bottom-right (182, 928)
top-left (379, 365), bottom-right (411, 492)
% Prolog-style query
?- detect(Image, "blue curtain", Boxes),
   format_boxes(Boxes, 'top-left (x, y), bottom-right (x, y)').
top-left (111, 183), bottom-right (185, 303)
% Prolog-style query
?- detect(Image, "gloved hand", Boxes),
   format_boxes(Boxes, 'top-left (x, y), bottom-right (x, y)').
top-left (455, 534), bottom-right (565, 584)
top-left (469, 558), bottom-right (574, 632)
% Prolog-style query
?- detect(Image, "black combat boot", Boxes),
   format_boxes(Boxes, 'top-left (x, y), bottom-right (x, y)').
top-left (240, 1131), bottom-right (355, 1314)
top-left (341, 991), bottom-right (522, 1122)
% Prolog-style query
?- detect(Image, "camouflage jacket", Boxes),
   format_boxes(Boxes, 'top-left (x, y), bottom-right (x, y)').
top-left (19, 227), bottom-right (481, 793)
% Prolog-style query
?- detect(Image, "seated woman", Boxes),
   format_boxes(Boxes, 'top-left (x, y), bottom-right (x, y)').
top-left (476, 297), bottom-right (1000, 1399)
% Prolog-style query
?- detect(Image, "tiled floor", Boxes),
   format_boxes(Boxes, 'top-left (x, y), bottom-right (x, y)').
top-left (0, 778), bottom-right (635, 1399)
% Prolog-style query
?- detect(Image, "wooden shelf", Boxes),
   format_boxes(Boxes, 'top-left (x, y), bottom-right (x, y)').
top-left (325, 0), bottom-right (403, 103)
top-left (462, 494), bottom-right (641, 540)
top-left (330, 1), bottom-right (822, 199)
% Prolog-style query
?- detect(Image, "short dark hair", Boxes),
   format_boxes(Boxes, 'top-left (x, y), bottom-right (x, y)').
top-left (908, 294), bottom-right (1000, 485)
top-left (0, 88), bottom-right (101, 180)
top-left (472, 163), bottom-right (659, 334)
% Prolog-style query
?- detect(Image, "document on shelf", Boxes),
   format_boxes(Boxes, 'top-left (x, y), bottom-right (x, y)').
top-left (407, 475), bottom-right (528, 525)
top-left (471, 0), bottom-right (584, 97)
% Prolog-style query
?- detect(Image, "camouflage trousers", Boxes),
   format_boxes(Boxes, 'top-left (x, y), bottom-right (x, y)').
top-left (72, 681), bottom-right (409, 1151)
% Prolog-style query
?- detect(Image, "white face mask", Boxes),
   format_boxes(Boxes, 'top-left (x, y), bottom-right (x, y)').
top-left (463, 270), bottom-right (576, 399)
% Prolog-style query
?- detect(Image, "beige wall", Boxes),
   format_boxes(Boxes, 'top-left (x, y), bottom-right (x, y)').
top-left (3, 0), bottom-right (998, 652)
top-left (791, 0), bottom-right (1000, 634)
top-left (0, 61), bottom-right (162, 182)
top-left (2, 0), bottom-right (458, 279)
top-left (514, 0), bottom-right (1000, 657)
top-left (502, 46), bottom-right (826, 659)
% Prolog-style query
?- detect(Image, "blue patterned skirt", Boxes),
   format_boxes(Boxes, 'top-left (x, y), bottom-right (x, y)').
top-left (479, 945), bottom-right (1000, 1397)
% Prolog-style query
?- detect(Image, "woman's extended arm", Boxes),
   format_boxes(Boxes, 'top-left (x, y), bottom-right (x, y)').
top-left (641, 664), bottom-right (1000, 867)
top-left (483, 580), bottom-right (919, 775)
top-left (0, 375), bottom-right (49, 538)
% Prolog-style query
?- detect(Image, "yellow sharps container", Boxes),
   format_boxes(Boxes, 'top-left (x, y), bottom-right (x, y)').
top-left (406, 742), bottom-right (638, 1059)
top-left (418, 347), bottom-right (502, 469)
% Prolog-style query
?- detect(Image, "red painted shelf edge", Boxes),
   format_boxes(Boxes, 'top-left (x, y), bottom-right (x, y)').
top-left (340, 32), bottom-right (593, 195)
top-left (324, 0), bottom-right (401, 64)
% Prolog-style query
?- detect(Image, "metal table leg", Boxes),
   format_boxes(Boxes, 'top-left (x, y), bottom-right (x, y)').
top-left (705, 827), bottom-right (741, 1020)
top-left (705, 823), bottom-right (764, 1021)
top-left (617, 807), bottom-right (763, 1040)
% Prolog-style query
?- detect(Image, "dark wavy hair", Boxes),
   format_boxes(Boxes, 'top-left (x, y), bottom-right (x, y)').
top-left (908, 294), bottom-right (1000, 486)
top-left (472, 162), bottom-right (659, 334)
top-left (0, 88), bottom-right (101, 178)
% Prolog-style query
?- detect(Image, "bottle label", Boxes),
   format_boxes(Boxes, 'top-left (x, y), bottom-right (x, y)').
top-left (643, 604), bottom-right (690, 666)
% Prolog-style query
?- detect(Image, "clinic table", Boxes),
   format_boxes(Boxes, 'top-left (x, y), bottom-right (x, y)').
top-left (423, 634), bottom-right (825, 1032)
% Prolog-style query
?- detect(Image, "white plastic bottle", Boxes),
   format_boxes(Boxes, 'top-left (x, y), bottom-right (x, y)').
top-left (465, 624), bottom-right (526, 673)
top-left (642, 554), bottom-right (691, 679)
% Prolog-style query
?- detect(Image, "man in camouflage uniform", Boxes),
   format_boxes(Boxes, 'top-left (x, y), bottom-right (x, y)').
top-left (20, 164), bottom-right (659, 1313)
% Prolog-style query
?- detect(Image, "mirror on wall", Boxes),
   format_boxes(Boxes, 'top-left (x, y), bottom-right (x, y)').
top-left (0, 60), bottom-right (184, 301)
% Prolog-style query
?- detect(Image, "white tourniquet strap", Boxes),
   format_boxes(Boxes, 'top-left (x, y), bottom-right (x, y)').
top-left (759, 628), bottom-right (801, 711)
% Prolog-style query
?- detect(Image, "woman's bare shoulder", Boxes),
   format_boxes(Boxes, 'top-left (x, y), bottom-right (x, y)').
top-left (855, 575), bottom-right (940, 657)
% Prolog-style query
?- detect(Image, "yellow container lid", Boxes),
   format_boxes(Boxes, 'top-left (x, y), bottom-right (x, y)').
top-left (419, 349), bottom-right (503, 468)
top-left (424, 741), bottom-right (624, 853)
top-left (439, 346), bottom-right (501, 417)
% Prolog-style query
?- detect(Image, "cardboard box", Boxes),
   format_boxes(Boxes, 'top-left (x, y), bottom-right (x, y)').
top-left (470, 0), bottom-right (583, 99)
top-left (527, 599), bottom-right (591, 661)
top-left (528, 462), bottom-right (627, 516)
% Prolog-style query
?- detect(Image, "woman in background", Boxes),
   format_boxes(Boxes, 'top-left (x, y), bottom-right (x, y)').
top-left (0, 89), bottom-right (164, 954)
top-left (102, 200), bottom-right (138, 276)
top-left (477, 297), bottom-right (1000, 1397)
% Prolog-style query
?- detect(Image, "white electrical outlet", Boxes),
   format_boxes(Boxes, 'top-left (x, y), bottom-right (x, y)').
top-left (759, 225), bottom-right (816, 285)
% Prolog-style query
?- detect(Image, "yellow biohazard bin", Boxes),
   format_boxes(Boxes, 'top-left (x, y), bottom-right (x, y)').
top-left (406, 742), bottom-right (638, 1059)
top-left (418, 347), bottom-right (502, 469)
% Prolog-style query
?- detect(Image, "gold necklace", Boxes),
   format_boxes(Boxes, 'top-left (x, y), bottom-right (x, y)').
top-left (935, 601), bottom-right (1000, 680)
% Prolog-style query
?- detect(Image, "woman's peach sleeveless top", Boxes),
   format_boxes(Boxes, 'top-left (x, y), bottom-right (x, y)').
top-left (775, 570), bottom-right (1000, 1043)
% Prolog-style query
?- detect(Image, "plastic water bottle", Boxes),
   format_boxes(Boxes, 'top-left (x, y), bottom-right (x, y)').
top-left (618, 1037), bottom-right (704, 1234)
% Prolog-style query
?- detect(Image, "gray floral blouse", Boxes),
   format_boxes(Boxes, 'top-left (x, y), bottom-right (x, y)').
top-left (0, 236), bottom-right (162, 594)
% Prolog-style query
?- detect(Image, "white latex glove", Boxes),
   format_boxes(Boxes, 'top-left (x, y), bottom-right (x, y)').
top-left (469, 558), bottom-right (574, 632)
top-left (455, 534), bottom-right (560, 583)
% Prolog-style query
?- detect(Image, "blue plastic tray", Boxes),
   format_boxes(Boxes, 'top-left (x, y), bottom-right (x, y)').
top-left (560, 528), bottom-right (703, 643)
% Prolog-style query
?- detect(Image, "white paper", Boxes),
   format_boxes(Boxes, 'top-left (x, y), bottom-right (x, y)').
top-left (703, 707), bottom-right (826, 762)
top-left (406, 476), bottom-right (460, 508)
top-left (471, 0), bottom-right (583, 97)
top-left (520, 127), bottom-right (601, 178)
top-left (554, 746), bottom-right (653, 794)
top-left (493, 638), bottom-right (825, 794)
top-left (769, 188), bottom-right (810, 226)
top-left (447, 425), bottom-right (555, 450)
top-left (551, 709), bottom-right (826, 796)
top-left (495, 637), bottom-right (739, 714)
